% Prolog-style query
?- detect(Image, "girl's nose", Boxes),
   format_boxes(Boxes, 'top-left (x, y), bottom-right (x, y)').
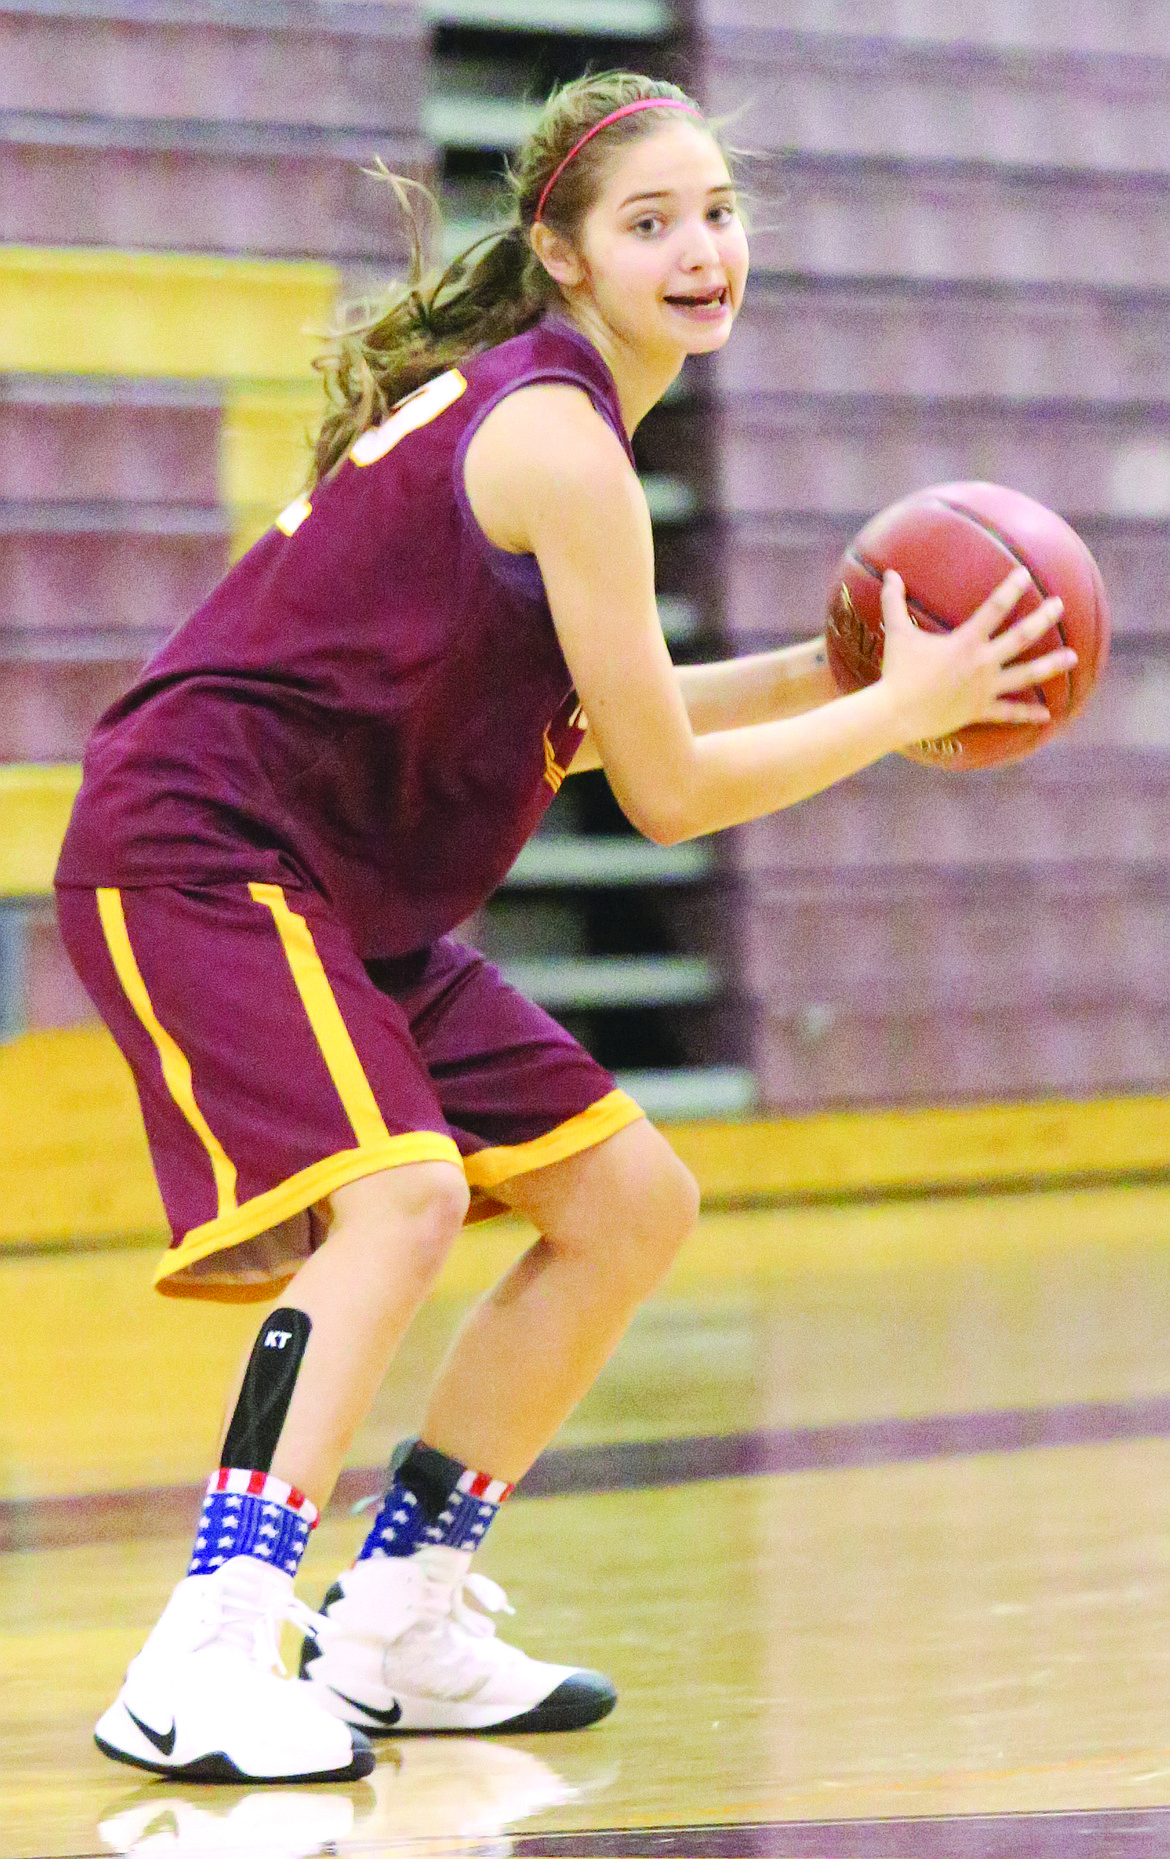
top-left (679, 220), bottom-right (722, 269)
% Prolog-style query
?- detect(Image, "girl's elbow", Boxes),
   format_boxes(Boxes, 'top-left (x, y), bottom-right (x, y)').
top-left (626, 793), bottom-right (692, 846)
top-left (614, 757), bottom-right (704, 846)
top-left (641, 815), bottom-right (685, 847)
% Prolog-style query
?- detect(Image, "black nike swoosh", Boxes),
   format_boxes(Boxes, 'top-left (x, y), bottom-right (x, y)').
top-left (331, 1689), bottom-right (402, 1728)
top-left (125, 1705), bottom-right (177, 1757)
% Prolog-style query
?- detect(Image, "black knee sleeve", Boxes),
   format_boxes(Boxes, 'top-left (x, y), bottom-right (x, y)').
top-left (221, 1308), bottom-right (312, 1473)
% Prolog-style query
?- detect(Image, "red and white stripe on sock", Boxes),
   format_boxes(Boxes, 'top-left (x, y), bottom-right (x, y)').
top-left (188, 1469), bottom-right (320, 1579)
top-left (423, 1468), bottom-right (515, 1551)
top-left (357, 1462), bottom-right (514, 1561)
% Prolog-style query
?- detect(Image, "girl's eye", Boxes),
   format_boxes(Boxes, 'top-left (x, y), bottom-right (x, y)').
top-left (709, 202), bottom-right (736, 225)
top-left (631, 214), bottom-right (665, 236)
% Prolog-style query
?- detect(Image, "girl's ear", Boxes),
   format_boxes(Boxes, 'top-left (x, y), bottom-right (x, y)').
top-left (530, 222), bottom-right (584, 289)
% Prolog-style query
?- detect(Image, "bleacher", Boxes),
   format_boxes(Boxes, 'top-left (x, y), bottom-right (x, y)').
top-left (700, 0), bottom-right (1170, 1106)
top-left (0, 0), bottom-right (749, 1126)
top-left (1, 0), bottom-right (427, 258)
top-left (2, 0), bottom-right (1168, 1222)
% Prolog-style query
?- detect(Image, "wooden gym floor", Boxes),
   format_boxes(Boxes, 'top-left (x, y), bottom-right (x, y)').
top-left (6, 1185), bottom-right (1170, 1857)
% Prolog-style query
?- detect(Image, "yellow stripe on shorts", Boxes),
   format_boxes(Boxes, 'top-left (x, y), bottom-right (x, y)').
top-left (249, 882), bottom-right (391, 1150)
top-left (95, 887), bottom-right (239, 1218)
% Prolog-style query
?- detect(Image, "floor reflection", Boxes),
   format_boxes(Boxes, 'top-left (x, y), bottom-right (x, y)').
top-left (11, 1195), bottom-right (1170, 1859)
top-left (97, 1739), bottom-right (588, 1857)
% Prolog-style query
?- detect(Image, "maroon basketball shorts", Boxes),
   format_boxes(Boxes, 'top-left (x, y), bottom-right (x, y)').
top-left (55, 882), bottom-right (644, 1301)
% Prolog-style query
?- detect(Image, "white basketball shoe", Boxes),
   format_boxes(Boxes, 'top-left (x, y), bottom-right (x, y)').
top-left (95, 1556), bottom-right (374, 1783)
top-left (298, 1545), bottom-right (616, 1735)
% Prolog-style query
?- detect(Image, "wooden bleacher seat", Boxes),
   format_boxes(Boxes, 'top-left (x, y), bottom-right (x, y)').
top-left (703, 25), bottom-right (1170, 173)
top-left (746, 873), bottom-right (1170, 1105)
top-left (0, 376), bottom-right (222, 503)
top-left (698, 0), bottom-right (1170, 57)
top-left (735, 745), bottom-right (1170, 1104)
top-left (1, 0), bottom-right (427, 261)
top-left (695, 0), bottom-right (1170, 1107)
top-left (719, 277), bottom-right (1170, 406)
top-left (3, 0), bottom-right (428, 130)
top-left (0, 376), bottom-right (231, 758)
top-left (732, 161), bottom-right (1170, 290)
top-left (0, 659), bottom-right (156, 763)
top-left (720, 513), bottom-right (1170, 662)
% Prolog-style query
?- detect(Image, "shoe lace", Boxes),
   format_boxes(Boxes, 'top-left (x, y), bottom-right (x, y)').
top-left (447, 1571), bottom-right (515, 1641)
top-left (388, 1563), bottom-right (519, 1698)
top-left (203, 1568), bottom-right (329, 1675)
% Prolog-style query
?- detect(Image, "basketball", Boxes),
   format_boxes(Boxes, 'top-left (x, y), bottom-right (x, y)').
top-left (825, 482), bottom-right (1112, 768)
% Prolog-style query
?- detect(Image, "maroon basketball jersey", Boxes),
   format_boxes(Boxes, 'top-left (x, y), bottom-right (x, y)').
top-left (56, 318), bottom-right (633, 957)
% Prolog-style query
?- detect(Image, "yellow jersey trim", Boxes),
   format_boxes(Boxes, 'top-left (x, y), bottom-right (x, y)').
top-left (153, 1131), bottom-right (464, 1295)
top-left (349, 369), bottom-right (468, 466)
top-left (464, 1088), bottom-right (645, 1191)
top-left (95, 887), bottom-right (239, 1220)
top-left (274, 493), bottom-right (312, 536)
top-left (542, 727), bottom-right (568, 793)
top-left (249, 882), bottom-right (391, 1151)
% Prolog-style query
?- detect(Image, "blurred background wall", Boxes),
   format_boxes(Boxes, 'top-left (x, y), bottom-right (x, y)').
top-left (2, 0), bottom-right (1169, 1140)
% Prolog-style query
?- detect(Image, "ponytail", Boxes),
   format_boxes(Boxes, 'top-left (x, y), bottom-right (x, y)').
top-left (312, 186), bottom-right (553, 481)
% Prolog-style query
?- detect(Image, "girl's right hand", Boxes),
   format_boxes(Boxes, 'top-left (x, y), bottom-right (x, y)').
top-left (877, 565), bottom-right (1077, 745)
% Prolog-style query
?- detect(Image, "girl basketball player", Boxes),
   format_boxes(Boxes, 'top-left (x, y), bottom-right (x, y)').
top-left (55, 72), bottom-right (1073, 1783)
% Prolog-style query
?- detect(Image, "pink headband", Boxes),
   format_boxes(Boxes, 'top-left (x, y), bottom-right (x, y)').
top-left (534, 98), bottom-right (702, 224)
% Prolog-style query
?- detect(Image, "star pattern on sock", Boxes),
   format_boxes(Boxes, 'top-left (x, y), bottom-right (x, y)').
top-left (356, 1456), bottom-right (513, 1563)
top-left (188, 1471), bottom-right (317, 1579)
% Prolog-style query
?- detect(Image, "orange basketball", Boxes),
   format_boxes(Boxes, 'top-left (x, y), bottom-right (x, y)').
top-left (825, 482), bottom-right (1111, 769)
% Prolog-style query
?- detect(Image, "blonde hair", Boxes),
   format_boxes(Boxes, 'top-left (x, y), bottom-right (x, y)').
top-left (311, 71), bottom-right (708, 483)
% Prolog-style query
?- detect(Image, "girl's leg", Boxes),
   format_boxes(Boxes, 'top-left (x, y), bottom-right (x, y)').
top-left (213, 1160), bottom-right (470, 1507)
top-left (298, 1117), bottom-right (697, 1738)
top-left (96, 1158), bottom-right (470, 1784)
top-left (261, 1160), bottom-right (470, 1505)
top-left (421, 1117), bottom-right (700, 1481)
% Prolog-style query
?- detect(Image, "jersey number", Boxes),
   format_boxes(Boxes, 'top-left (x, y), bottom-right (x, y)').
top-left (274, 370), bottom-right (469, 537)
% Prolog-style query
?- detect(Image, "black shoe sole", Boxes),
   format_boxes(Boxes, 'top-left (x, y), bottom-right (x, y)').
top-left (334, 1672), bottom-right (619, 1738)
top-left (94, 1729), bottom-right (375, 1784)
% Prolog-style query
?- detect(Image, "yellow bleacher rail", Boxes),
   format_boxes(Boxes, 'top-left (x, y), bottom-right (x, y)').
top-left (1, 1027), bottom-right (167, 1244)
top-left (221, 383), bottom-right (324, 558)
top-left (0, 246), bottom-right (338, 381)
top-left (1, 245), bottom-right (343, 555)
top-left (0, 764), bottom-right (81, 899)
top-left (2, 1020), bottom-right (1168, 1251)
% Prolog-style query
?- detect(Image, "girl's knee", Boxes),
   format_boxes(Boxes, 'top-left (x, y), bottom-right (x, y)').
top-left (418, 1161), bottom-right (473, 1232)
top-left (412, 1166), bottom-right (473, 1269)
top-left (594, 1137), bottom-right (700, 1283)
top-left (330, 1159), bottom-right (470, 1281)
top-left (503, 1117), bottom-right (698, 1280)
top-left (643, 1146), bottom-right (701, 1259)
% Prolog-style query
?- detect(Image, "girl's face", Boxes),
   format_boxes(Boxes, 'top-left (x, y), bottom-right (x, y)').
top-left (569, 121), bottom-right (750, 362)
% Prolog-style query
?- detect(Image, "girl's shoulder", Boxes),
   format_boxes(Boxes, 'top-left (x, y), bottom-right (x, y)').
top-left (461, 317), bottom-right (632, 463)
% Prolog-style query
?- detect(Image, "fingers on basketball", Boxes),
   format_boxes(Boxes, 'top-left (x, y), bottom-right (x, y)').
top-left (965, 565), bottom-right (1033, 639)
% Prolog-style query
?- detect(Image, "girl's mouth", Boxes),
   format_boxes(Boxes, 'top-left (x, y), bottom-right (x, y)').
top-left (663, 286), bottom-right (730, 320)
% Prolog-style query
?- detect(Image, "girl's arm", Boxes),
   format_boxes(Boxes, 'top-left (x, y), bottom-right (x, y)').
top-left (676, 639), bottom-right (837, 730)
top-left (463, 385), bottom-right (1074, 845)
top-left (566, 641), bottom-right (836, 774)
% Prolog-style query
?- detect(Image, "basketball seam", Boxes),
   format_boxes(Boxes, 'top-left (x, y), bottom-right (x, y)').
top-left (849, 546), bottom-right (1043, 702)
top-left (850, 548), bottom-right (959, 637)
top-left (930, 497), bottom-right (1072, 656)
top-left (851, 526), bottom-right (1067, 653)
top-left (850, 499), bottom-right (1072, 709)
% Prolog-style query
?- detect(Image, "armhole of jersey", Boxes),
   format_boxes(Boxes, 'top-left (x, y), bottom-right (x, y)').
top-left (452, 369), bottom-right (628, 600)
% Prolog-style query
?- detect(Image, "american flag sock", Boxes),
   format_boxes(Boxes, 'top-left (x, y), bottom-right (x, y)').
top-left (187, 1468), bottom-right (319, 1579)
top-left (355, 1438), bottom-right (514, 1562)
